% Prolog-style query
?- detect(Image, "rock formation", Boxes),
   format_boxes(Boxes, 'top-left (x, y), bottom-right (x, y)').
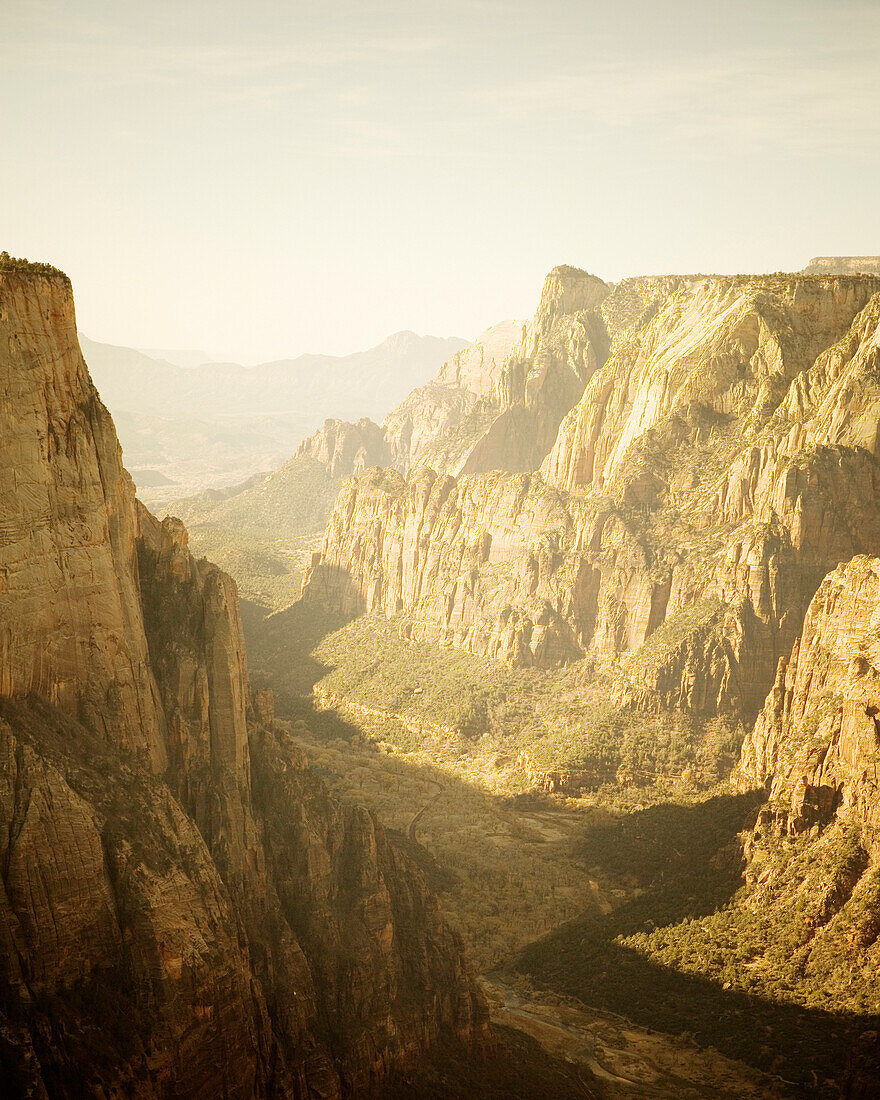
top-left (296, 417), bottom-right (391, 479)
top-left (0, 262), bottom-right (487, 1097)
top-left (737, 554), bottom-right (880, 832)
top-left (802, 256), bottom-right (880, 276)
top-left (171, 267), bottom-right (608, 538)
top-left (304, 271), bottom-right (880, 725)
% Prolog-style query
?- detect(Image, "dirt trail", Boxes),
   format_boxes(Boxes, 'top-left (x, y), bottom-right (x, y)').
top-left (481, 975), bottom-right (798, 1099)
top-left (407, 779), bottom-right (444, 843)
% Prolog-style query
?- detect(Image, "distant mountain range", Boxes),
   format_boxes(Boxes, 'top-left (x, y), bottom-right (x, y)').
top-left (79, 331), bottom-right (467, 506)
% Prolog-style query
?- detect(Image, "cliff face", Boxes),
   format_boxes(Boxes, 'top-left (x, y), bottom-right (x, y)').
top-left (803, 256), bottom-right (880, 276)
top-left (304, 273), bottom-right (880, 723)
top-left (0, 267), bottom-right (486, 1098)
top-left (296, 417), bottom-right (390, 479)
top-left (623, 555), bottom-right (880, 1033)
top-left (737, 555), bottom-right (880, 832)
top-left (312, 268), bottom-right (610, 485)
top-left (0, 269), bottom-right (165, 767)
top-left (542, 275), bottom-right (877, 494)
top-left (382, 321), bottom-right (523, 478)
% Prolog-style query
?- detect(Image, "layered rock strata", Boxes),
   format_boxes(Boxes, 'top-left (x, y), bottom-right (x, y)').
top-left (304, 273), bottom-right (880, 722)
top-left (803, 256), bottom-right (880, 276)
top-left (737, 555), bottom-right (880, 832)
top-left (0, 264), bottom-right (486, 1098)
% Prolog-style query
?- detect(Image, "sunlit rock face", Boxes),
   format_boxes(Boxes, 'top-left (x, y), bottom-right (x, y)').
top-left (0, 268), bottom-right (166, 766)
top-left (0, 266), bottom-right (487, 1098)
top-left (305, 267), bottom-right (612, 485)
top-left (296, 416), bottom-right (391, 478)
top-left (383, 319), bottom-right (525, 477)
top-left (542, 275), bottom-right (879, 494)
top-left (802, 256), bottom-right (880, 276)
top-left (737, 555), bottom-right (880, 832)
top-left (305, 271), bottom-right (880, 722)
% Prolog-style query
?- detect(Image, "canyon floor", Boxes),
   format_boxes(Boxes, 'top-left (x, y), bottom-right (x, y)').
top-left (230, 576), bottom-right (834, 1097)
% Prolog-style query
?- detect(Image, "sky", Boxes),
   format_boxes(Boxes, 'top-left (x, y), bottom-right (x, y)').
top-left (3, 0), bottom-right (879, 361)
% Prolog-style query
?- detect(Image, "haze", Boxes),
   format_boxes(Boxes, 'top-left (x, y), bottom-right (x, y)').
top-left (3, 0), bottom-right (879, 360)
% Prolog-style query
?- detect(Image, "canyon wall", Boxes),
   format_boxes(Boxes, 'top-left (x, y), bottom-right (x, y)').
top-left (737, 555), bottom-right (880, 832)
top-left (0, 264), bottom-right (486, 1098)
top-left (304, 272), bottom-right (880, 722)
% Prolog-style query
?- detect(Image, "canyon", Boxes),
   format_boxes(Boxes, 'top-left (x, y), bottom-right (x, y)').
top-left (8, 249), bottom-right (880, 1095)
top-left (284, 259), bottom-right (880, 1092)
top-left (302, 268), bottom-right (880, 724)
top-left (0, 260), bottom-right (514, 1099)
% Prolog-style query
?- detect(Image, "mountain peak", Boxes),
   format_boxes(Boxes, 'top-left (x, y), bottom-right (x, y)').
top-left (539, 265), bottom-right (611, 319)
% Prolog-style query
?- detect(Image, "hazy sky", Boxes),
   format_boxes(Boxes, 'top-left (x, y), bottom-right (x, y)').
top-left (4, 0), bottom-right (879, 360)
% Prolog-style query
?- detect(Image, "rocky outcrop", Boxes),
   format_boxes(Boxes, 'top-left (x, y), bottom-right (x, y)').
top-left (301, 269), bottom-right (610, 485)
top-left (803, 256), bottom-right (880, 276)
top-left (302, 467), bottom-right (581, 665)
top-left (0, 265), bottom-right (488, 1097)
top-left (296, 417), bottom-right (390, 479)
top-left (0, 267), bottom-right (165, 767)
top-left (304, 274), bottom-right (880, 725)
top-left (381, 320), bottom-right (520, 480)
top-left (736, 555), bottom-right (880, 833)
top-left (543, 275), bottom-right (879, 495)
top-left (455, 268), bottom-right (611, 475)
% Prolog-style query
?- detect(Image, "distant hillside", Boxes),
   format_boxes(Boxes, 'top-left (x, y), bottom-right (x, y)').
top-left (80, 331), bottom-right (466, 506)
top-left (802, 256), bottom-right (880, 275)
top-left (168, 320), bottom-right (525, 553)
top-left (80, 331), bottom-right (468, 422)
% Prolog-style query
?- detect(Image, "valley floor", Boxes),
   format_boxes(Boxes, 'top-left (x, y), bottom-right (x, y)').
top-left (481, 975), bottom-right (796, 1099)
top-left (278, 698), bottom-right (814, 1097)
top-left (226, 590), bottom-right (850, 1096)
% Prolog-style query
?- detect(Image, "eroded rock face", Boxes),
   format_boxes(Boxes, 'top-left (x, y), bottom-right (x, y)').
top-left (0, 266), bottom-right (487, 1097)
top-left (276, 268), bottom-right (609, 492)
top-left (542, 275), bottom-right (879, 494)
top-left (736, 555), bottom-right (880, 832)
top-left (0, 269), bottom-right (165, 768)
top-left (803, 256), bottom-right (880, 276)
top-left (296, 417), bottom-right (391, 479)
top-left (304, 274), bottom-right (880, 724)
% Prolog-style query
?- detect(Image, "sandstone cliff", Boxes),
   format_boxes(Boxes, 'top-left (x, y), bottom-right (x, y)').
top-left (0, 266), bottom-right (165, 767)
top-left (304, 272), bottom-right (880, 726)
top-left (803, 256), bottom-right (880, 276)
top-left (613, 554), bottom-right (880, 1043)
top-left (171, 267), bottom-right (609, 541)
top-left (0, 264), bottom-right (487, 1098)
top-left (737, 555), bottom-right (880, 831)
top-left (296, 417), bottom-right (390, 479)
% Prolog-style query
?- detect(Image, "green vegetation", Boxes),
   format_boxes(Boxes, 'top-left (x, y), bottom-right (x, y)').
top-left (624, 822), bottom-right (879, 1014)
top-left (623, 596), bottom-right (724, 679)
top-left (0, 251), bottom-right (69, 280)
top-left (173, 454), bottom-right (339, 543)
top-left (515, 796), bottom-right (877, 1092)
top-left (282, 709), bottom-right (603, 969)
top-left (305, 613), bottom-right (743, 792)
top-left (242, 601), bottom-right (748, 974)
top-left (185, 523), bottom-right (318, 611)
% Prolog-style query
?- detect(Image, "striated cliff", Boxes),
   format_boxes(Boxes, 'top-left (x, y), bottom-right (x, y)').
top-left (296, 417), bottom-right (390, 479)
top-left (0, 266), bottom-right (165, 766)
top-left (600, 554), bottom-right (880, 1054)
top-left (304, 271), bottom-right (880, 725)
top-left (803, 256), bottom-right (880, 276)
top-left (737, 555), bottom-right (880, 832)
top-left (0, 265), bottom-right (488, 1097)
top-left (173, 267), bottom-right (609, 543)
